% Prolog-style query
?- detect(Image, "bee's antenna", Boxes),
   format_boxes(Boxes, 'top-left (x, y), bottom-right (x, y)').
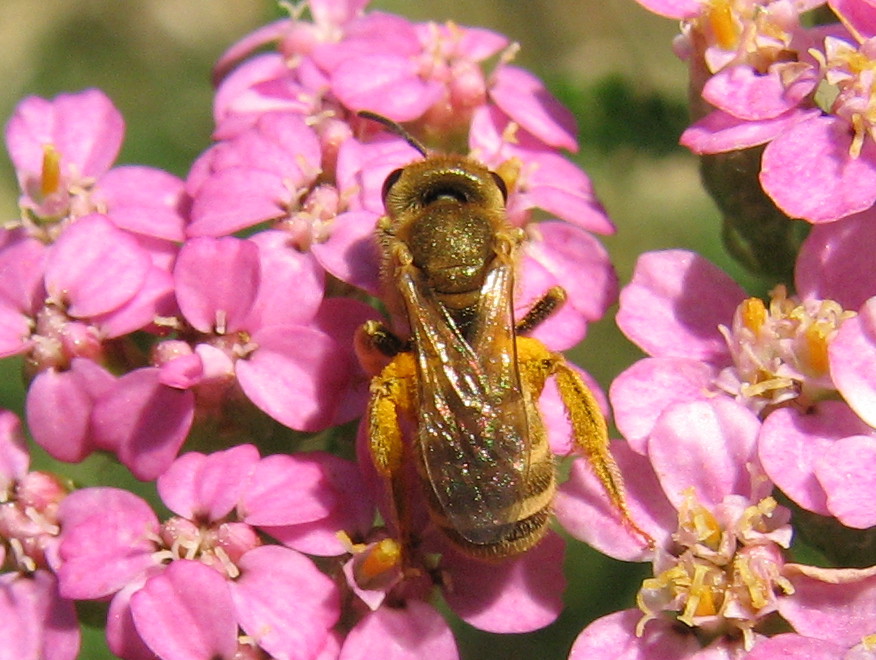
top-left (358, 110), bottom-right (429, 158)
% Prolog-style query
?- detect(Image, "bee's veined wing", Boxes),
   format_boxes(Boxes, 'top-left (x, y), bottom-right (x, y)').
top-left (398, 256), bottom-right (532, 546)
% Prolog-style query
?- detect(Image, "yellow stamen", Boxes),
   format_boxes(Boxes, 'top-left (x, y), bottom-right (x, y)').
top-left (805, 322), bottom-right (831, 375)
top-left (40, 144), bottom-right (62, 197)
top-left (357, 537), bottom-right (402, 583)
top-left (707, 0), bottom-right (740, 51)
top-left (679, 563), bottom-right (719, 625)
top-left (741, 298), bottom-right (767, 334)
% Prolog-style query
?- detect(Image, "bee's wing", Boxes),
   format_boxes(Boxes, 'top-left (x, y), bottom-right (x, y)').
top-left (399, 257), bottom-right (532, 546)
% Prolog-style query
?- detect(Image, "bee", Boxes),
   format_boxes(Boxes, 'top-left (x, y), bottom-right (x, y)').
top-left (358, 111), bottom-right (641, 560)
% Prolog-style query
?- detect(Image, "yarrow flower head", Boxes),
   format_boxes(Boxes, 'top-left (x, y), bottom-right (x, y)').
top-left (187, 0), bottom-right (617, 351)
top-left (0, 410), bottom-right (79, 660)
top-left (612, 248), bottom-right (876, 529)
top-left (56, 444), bottom-right (370, 659)
top-left (556, 398), bottom-right (876, 658)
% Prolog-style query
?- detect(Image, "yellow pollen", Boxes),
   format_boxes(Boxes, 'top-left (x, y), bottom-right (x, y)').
top-left (358, 538), bottom-right (402, 582)
top-left (741, 297), bottom-right (767, 334)
top-left (735, 555), bottom-right (769, 610)
top-left (495, 157), bottom-right (522, 195)
top-left (40, 144), bottom-right (62, 197)
top-left (707, 0), bottom-right (740, 50)
top-left (680, 563), bottom-right (719, 625)
top-left (805, 322), bottom-right (831, 375)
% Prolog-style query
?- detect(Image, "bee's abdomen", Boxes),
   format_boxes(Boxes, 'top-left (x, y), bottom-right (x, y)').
top-left (428, 448), bottom-right (557, 561)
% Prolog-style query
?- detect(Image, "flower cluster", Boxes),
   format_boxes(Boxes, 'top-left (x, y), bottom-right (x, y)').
top-left (3, 0), bottom-right (876, 658)
top-left (0, 0), bottom-right (632, 658)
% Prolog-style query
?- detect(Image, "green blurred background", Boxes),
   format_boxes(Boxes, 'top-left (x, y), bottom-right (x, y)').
top-left (0, 1), bottom-right (766, 658)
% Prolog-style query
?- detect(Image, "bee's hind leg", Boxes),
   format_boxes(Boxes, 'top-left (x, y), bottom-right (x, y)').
top-left (367, 357), bottom-right (419, 564)
top-left (515, 286), bottom-right (566, 336)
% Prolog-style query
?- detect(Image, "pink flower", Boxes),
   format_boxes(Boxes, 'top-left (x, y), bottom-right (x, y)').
top-left (337, 528), bottom-right (567, 659)
top-left (186, 111), bottom-right (322, 238)
top-left (56, 445), bottom-right (357, 659)
top-left (0, 410), bottom-right (79, 660)
top-left (4, 89), bottom-right (185, 245)
top-left (611, 249), bottom-right (876, 528)
top-left (745, 632), bottom-right (876, 659)
top-left (200, 0), bottom-right (613, 352)
top-left (0, 215), bottom-right (175, 472)
top-left (92, 233), bottom-right (374, 480)
top-left (335, 370), bottom-right (618, 657)
top-left (557, 398), bottom-right (876, 657)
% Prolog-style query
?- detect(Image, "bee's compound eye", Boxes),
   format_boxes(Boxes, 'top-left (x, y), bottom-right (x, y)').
top-left (490, 171), bottom-right (508, 202)
top-left (382, 168), bottom-right (404, 204)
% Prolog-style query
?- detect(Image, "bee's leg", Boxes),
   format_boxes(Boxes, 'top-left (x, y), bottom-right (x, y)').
top-left (515, 286), bottom-right (566, 336)
top-left (355, 320), bottom-right (410, 377)
top-left (516, 336), bottom-right (654, 547)
top-left (367, 362), bottom-right (417, 561)
top-left (551, 357), bottom-right (654, 547)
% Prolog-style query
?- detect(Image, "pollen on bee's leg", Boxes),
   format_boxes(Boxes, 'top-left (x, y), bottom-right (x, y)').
top-left (552, 357), bottom-right (654, 549)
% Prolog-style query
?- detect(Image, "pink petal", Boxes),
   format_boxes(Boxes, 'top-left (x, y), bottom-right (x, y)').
top-left (93, 265), bottom-right (175, 338)
top-left (519, 152), bottom-right (614, 234)
top-left (26, 362), bottom-right (113, 463)
top-left (0, 234), bottom-right (47, 314)
top-left (761, 115), bottom-right (876, 223)
top-left (526, 221), bottom-right (618, 323)
top-left (157, 445), bottom-right (261, 521)
top-left (609, 357), bottom-right (717, 454)
top-left (0, 306), bottom-right (31, 358)
top-left (262, 451), bottom-right (375, 555)
top-left (239, 453), bottom-right (338, 526)
top-left (745, 634), bottom-right (848, 660)
top-left (213, 19), bottom-right (291, 84)
top-left (187, 168), bottom-right (288, 236)
top-left (57, 488), bottom-right (159, 599)
top-left (814, 434), bottom-right (876, 528)
top-left (339, 600), bottom-right (458, 660)
top-left (130, 560), bottom-right (237, 660)
top-left (95, 166), bottom-right (186, 241)
top-left (649, 398), bottom-right (763, 509)
top-left (680, 107), bottom-right (820, 154)
top-left (332, 54), bottom-right (443, 121)
top-left (106, 582), bottom-right (155, 660)
top-left (829, 297), bottom-right (876, 428)
top-left (0, 410), bottom-right (28, 481)
top-left (231, 546), bottom-right (339, 659)
top-left (616, 250), bottom-right (743, 363)
top-left (556, 439), bottom-right (675, 561)
top-left (758, 402), bottom-right (871, 516)
top-left (702, 65), bottom-right (816, 122)
top-left (0, 571), bottom-right (80, 660)
top-left (490, 65), bottom-right (578, 151)
top-left (779, 563), bottom-right (876, 648)
top-left (213, 54), bottom-right (313, 139)
top-left (795, 207), bottom-right (876, 310)
top-left (515, 255), bottom-right (589, 351)
top-left (237, 326), bottom-right (351, 432)
top-left (441, 531), bottom-right (565, 633)
top-left (173, 237), bottom-right (260, 334)
top-left (245, 231), bottom-right (325, 328)
top-left (831, 0), bottom-right (876, 38)
top-left (92, 367), bottom-right (195, 480)
top-left (310, 210), bottom-right (382, 296)
top-left (5, 89), bottom-right (123, 180)
top-left (45, 214), bottom-right (151, 319)
top-left (569, 609), bottom-right (701, 660)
